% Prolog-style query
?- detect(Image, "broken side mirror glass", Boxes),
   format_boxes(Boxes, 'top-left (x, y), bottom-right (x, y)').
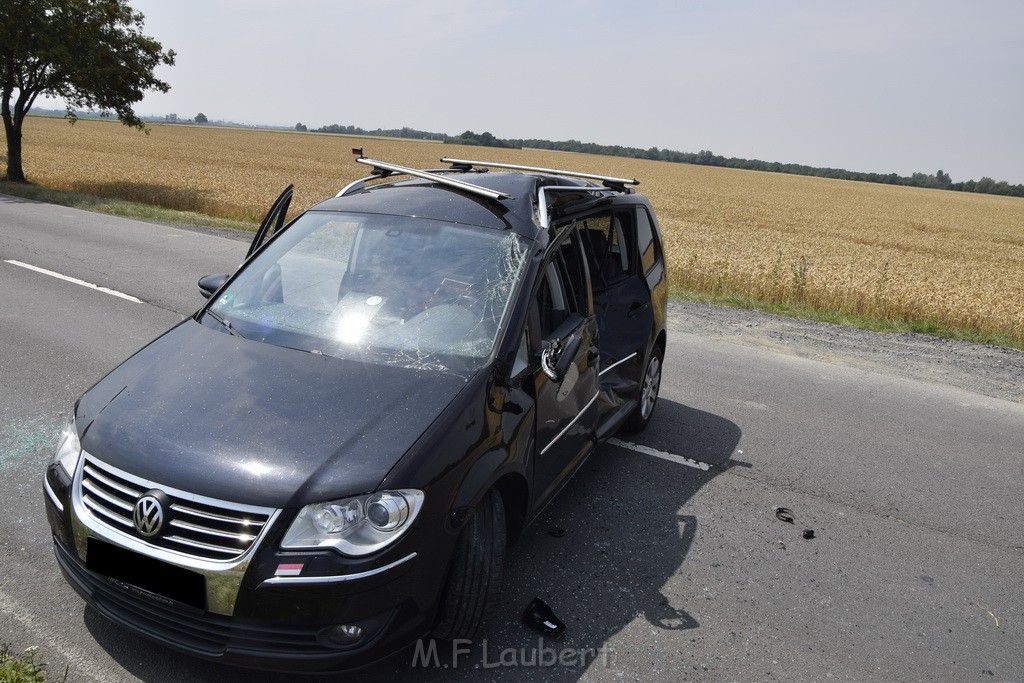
top-left (540, 332), bottom-right (582, 382)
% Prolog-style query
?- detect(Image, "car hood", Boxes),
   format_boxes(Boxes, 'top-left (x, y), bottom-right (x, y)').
top-left (77, 319), bottom-right (475, 508)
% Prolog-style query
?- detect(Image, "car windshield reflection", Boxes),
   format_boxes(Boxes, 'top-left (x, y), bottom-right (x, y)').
top-left (208, 211), bottom-right (530, 371)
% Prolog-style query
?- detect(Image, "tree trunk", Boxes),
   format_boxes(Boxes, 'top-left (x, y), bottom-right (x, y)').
top-left (4, 117), bottom-right (25, 182)
top-left (1, 95), bottom-right (26, 183)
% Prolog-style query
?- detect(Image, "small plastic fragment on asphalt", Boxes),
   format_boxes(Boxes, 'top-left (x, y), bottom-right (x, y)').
top-left (547, 527), bottom-right (565, 538)
top-left (802, 529), bottom-right (815, 540)
top-left (775, 507), bottom-right (795, 524)
top-left (523, 597), bottom-right (566, 636)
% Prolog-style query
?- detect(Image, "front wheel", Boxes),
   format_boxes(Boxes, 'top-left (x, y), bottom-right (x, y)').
top-left (431, 488), bottom-right (506, 641)
top-left (622, 346), bottom-right (663, 433)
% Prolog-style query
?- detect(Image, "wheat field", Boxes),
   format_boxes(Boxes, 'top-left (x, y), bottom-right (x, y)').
top-left (16, 115), bottom-right (1024, 343)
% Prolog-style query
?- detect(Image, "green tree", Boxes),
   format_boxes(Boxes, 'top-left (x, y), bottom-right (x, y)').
top-left (0, 0), bottom-right (175, 182)
top-left (195, 112), bottom-right (208, 124)
top-left (295, 122), bottom-right (307, 132)
top-left (975, 177), bottom-right (995, 194)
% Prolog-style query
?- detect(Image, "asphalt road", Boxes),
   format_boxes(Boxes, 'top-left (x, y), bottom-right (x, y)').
top-left (1, 194), bottom-right (1022, 682)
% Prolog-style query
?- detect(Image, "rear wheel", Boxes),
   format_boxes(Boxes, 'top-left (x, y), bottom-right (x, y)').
top-left (432, 488), bottom-right (506, 641)
top-left (622, 346), bottom-right (663, 433)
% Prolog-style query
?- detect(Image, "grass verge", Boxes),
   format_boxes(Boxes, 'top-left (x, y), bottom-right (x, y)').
top-left (0, 179), bottom-right (256, 233)
top-left (671, 287), bottom-right (1024, 352)
top-left (0, 643), bottom-right (66, 683)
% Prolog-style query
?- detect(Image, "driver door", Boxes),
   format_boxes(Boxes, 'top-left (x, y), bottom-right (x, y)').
top-left (532, 228), bottom-right (599, 509)
top-left (246, 184), bottom-right (294, 259)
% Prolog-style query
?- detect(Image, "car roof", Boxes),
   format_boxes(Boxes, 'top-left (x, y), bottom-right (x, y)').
top-left (309, 172), bottom-right (616, 240)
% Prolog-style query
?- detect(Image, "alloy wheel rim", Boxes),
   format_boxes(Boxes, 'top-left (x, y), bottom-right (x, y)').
top-left (640, 356), bottom-right (661, 419)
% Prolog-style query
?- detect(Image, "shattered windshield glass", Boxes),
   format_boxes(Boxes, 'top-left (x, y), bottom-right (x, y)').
top-left (207, 211), bottom-right (530, 371)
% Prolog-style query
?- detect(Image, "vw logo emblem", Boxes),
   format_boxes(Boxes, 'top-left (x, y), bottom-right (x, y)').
top-left (133, 494), bottom-right (165, 537)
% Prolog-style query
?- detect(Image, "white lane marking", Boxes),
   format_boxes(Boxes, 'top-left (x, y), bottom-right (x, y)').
top-left (608, 437), bottom-right (712, 471)
top-left (4, 260), bottom-right (143, 303)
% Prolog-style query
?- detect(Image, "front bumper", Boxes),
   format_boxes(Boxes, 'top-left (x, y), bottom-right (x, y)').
top-left (52, 538), bottom-right (430, 671)
top-left (44, 461), bottom-right (448, 673)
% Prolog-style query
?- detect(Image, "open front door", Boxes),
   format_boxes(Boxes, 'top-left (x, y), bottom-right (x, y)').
top-left (246, 185), bottom-right (294, 259)
top-left (532, 230), bottom-right (599, 510)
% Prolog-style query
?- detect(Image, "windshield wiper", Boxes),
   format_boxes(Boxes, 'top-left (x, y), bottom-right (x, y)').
top-left (205, 309), bottom-right (246, 339)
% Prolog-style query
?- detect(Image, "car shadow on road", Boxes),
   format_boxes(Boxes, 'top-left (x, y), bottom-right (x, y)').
top-left (361, 398), bottom-right (743, 680)
top-left (81, 398), bottom-right (742, 682)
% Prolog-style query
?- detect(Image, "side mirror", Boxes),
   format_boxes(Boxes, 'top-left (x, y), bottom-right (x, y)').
top-left (540, 333), bottom-right (582, 382)
top-left (198, 273), bottom-right (229, 299)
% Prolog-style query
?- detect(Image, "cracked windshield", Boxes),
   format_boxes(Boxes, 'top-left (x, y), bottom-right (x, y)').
top-left (208, 211), bottom-right (529, 371)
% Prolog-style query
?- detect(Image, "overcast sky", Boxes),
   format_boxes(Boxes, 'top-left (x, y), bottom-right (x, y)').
top-left (41, 0), bottom-right (1024, 184)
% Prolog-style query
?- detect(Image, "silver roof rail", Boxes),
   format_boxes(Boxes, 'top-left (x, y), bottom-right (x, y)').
top-left (441, 157), bottom-right (639, 187)
top-left (336, 167), bottom-right (462, 197)
top-left (336, 174), bottom-right (379, 197)
top-left (341, 157), bottom-right (513, 201)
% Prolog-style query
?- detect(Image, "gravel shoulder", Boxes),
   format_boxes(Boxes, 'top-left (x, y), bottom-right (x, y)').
top-left (667, 299), bottom-right (1024, 404)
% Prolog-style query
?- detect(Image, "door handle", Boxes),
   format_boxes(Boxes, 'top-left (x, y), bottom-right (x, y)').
top-left (627, 301), bottom-right (650, 317)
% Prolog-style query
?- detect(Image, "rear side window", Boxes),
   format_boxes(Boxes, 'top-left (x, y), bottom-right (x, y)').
top-left (635, 207), bottom-right (661, 276)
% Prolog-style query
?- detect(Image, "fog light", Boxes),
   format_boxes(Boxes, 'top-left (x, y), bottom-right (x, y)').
top-left (326, 624), bottom-right (363, 646)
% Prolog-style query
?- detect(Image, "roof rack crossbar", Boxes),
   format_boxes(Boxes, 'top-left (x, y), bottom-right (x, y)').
top-left (353, 158), bottom-right (513, 201)
top-left (441, 157), bottom-right (639, 187)
top-left (537, 186), bottom-right (615, 229)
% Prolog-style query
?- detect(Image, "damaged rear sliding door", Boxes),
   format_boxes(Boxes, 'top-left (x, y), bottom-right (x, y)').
top-left (578, 209), bottom-right (655, 432)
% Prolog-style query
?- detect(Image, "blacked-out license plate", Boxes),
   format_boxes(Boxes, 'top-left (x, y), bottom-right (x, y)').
top-left (86, 538), bottom-right (206, 610)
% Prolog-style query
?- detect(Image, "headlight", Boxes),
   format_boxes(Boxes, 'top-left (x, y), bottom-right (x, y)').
top-left (50, 417), bottom-right (82, 477)
top-left (281, 490), bottom-right (424, 556)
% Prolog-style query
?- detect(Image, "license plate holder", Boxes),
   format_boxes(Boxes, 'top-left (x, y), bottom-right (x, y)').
top-left (86, 538), bottom-right (206, 611)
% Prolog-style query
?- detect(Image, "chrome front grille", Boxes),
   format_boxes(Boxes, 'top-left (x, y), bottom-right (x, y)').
top-left (78, 454), bottom-right (276, 562)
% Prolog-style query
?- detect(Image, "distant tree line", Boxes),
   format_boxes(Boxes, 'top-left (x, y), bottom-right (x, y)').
top-left (31, 101), bottom-right (1022, 198)
top-left (316, 123), bottom-right (446, 140)
top-left (314, 122), bottom-right (1024, 198)
top-left (503, 138), bottom-right (1024, 198)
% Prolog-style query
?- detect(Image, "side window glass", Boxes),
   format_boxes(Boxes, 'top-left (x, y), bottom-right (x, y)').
top-left (610, 215), bottom-right (630, 273)
top-left (536, 261), bottom-right (569, 338)
top-left (511, 331), bottom-right (529, 376)
top-left (536, 230), bottom-right (591, 339)
top-left (579, 214), bottom-right (631, 291)
top-left (636, 207), bottom-right (660, 275)
top-left (557, 231), bottom-right (589, 314)
top-left (248, 185), bottom-right (293, 259)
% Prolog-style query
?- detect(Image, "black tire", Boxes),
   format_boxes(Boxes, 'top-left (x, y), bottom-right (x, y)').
top-left (622, 345), bottom-right (663, 433)
top-left (432, 488), bottom-right (506, 641)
